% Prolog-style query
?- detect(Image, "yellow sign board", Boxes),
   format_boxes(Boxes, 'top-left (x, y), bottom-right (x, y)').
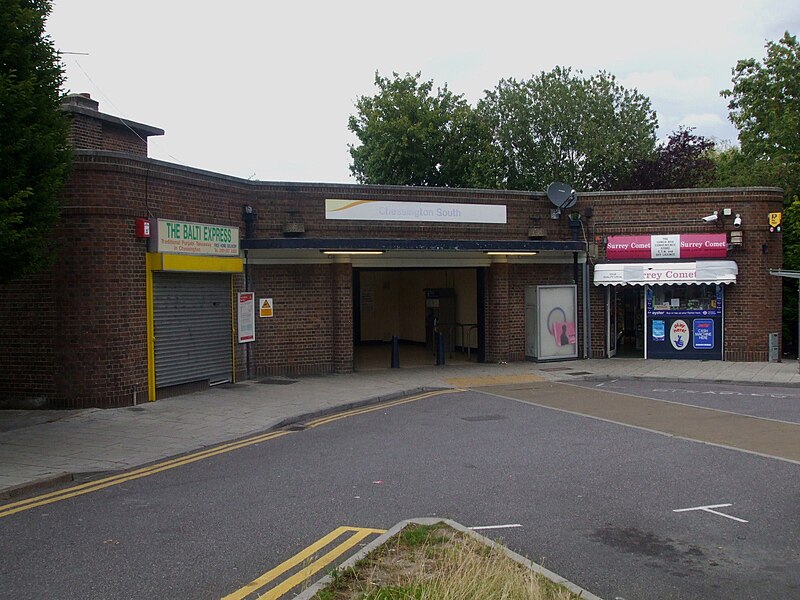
top-left (259, 298), bottom-right (274, 318)
top-left (769, 212), bottom-right (782, 227)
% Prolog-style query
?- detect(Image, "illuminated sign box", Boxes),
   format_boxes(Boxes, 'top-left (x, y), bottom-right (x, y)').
top-left (325, 199), bottom-right (507, 224)
top-left (606, 234), bottom-right (728, 260)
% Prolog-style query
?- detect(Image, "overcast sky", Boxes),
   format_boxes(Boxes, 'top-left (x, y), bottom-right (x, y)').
top-left (47, 1), bottom-right (800, 185)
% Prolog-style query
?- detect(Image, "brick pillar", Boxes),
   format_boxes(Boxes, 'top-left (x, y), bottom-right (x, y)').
top-left (485, 259), bottom-right (510, 363)
top-left (331, 260), bottom-right (353, 373)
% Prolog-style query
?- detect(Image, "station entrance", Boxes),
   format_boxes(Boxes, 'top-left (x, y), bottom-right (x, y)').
top-left (353, 267), bottom-right (483, 369)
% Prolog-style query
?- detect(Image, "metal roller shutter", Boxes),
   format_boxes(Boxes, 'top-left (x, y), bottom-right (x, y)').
top-left (153, 272), bottom-right (232, 388)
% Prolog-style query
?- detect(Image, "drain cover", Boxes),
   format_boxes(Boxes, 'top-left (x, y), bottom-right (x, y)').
top-left (539, 367), bottom-right (573, 372)
top-left (567, 371), bottom-right (594, 376)
top-left (258, 378), bottom-right (298, 385)
top-left (283, 423), bottom-right (307, 431)
top-left (461, 415), bottom-right (507, 422)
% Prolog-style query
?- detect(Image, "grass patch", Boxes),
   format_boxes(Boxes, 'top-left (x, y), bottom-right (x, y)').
top-left (311, 523), bottom-right (582, 600)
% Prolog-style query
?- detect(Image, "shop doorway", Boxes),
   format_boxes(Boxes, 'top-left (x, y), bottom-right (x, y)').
top-left (613, 286), bottom-right (645, 358)
top-left (606, 286), bottom-right (617, 357)
top-left (353, 268), bottom-right (483, 369)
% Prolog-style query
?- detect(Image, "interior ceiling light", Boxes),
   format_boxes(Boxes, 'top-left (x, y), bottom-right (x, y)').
top-left (485, 251), bottom-right (538, 256)
top-left (322, 250), bottom-right (385, 255)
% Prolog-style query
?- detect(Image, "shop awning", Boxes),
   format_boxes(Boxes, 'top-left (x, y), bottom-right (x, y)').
top-left (593, 260), bottom-right (738, 286)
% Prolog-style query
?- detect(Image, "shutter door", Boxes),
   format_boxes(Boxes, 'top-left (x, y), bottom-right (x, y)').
top-left (153, 272), bottom-right (232, 388)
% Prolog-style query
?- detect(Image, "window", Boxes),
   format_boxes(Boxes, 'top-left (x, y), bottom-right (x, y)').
top-left (649, 284), bottom-right (722, 315)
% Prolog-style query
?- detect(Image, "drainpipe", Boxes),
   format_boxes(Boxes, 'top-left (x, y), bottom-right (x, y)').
top-left (242, 204), bottom-right (257, 381)
top-left (583, 259), bottom-right (590, 359)
top-left (569, 215), bottom-right (589, 358)
top-left (243, 248), bottom-right (250, 380)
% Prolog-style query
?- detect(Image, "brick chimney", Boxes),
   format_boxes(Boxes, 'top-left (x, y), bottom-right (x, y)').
top-left (61, 93), bottom-right (164, 157)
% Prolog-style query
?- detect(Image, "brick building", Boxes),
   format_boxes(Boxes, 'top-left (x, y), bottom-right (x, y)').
top-left (0, 96), bottom-right (784, 408)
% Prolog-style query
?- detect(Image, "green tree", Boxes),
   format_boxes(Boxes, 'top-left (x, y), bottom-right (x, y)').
top-left (721, 31), bottom-right (800, 200)
top-left (623, 127), bottom-right (716, 190)
top-left (709, 144), bottom-right (773, 188)
top-left (0, 0), bottom-right (71, 283)
top-left (784, 198), bottom-right (800, 270)
top-left (781, 198), bottom-right (800, 355)
top-left (478, 67), bottom-right (658, 191)
top-left (348, 72), bottom-right (490, 187)
top-left (721, 31), bottom-right (800, 357)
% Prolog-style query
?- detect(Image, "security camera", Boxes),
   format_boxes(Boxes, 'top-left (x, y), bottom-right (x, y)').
top-left (733, 214), bottom-right (742, 228)
top-left (702, 211), bottom-right (718, 223)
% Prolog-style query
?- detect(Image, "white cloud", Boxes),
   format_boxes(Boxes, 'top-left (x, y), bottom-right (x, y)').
top-left (47, 0), bottom-right (800, 182)
top-left (621, 71), bottom-right (715, 101)
top-left (679, 113), bottom-right (728, 128)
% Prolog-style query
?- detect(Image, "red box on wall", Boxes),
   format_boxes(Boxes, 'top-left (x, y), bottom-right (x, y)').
top-left (135, 218), bottom-right (151, 238)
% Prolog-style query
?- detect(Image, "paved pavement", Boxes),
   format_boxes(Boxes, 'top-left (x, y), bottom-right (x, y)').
top-left (1, 357), bottom-right (799, 499)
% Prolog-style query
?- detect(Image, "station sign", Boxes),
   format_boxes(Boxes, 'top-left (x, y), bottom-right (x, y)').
top-left (325, 199), bottom-right (507, 224)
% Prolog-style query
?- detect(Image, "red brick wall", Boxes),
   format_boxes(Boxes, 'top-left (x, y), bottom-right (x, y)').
top-left (250, 184), bottom-right (563, 242)
top-left (331, 262), bottom-right (354, 373)
top-left (67, 112), bottom-right (103, 152)
top-left (245, 263), bottom-right (336, 377)
top-left (66, 113), bottom-right (148, 157)
top-left (0, 273), bottom-right (57, 406)
top-left (589, 283), bottom-right (609, 359)
top-left (0, 146), bottom-right (785, 408)
top-left (506, 263), bottom-right (580, 362)
top-left (485, 261), bottom-right (509, 362)
top-left (100, 122), bottom-right (148, 156)
top-left (583, 189), bottom-right (783, 361)
top-left (52, 209), bottom-right (149, 408)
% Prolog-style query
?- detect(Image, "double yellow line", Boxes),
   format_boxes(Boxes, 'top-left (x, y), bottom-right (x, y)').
top-left (0, 389), bottom-right (459, 519)
top-left (0, 429), bottom-right (290, 518)
top-left (223, 526), bottom-right (386, 600)
top-left (304, 389), bottom-right (458, 429)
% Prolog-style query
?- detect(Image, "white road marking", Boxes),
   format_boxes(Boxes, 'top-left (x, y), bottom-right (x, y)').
top-left (673, 503), bottom-right (748, 523)
top-left (469, 523), bottom-right (523, 531)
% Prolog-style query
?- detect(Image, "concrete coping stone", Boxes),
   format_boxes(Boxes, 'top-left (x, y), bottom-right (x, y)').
top-left (294, 517), bottom-right (603, 600)
top-left (0, 472), bottom-right (74, 502)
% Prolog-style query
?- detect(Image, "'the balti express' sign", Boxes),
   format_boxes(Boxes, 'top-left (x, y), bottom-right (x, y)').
top-left (606, 234), bottom-right (727, 260)
top-left (150, 219), bottom-right (239, 257)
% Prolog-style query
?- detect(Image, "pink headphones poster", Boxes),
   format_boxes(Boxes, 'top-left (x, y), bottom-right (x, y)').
top-left (536, 285), bottom-right (578, 359)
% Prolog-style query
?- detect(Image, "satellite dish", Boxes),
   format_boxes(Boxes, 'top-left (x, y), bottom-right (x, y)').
top-left (546, 182), bottom-right (577, 210)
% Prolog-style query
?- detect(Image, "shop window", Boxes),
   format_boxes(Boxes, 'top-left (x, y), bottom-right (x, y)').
top-left (649, 284), bottom-right (722, 315)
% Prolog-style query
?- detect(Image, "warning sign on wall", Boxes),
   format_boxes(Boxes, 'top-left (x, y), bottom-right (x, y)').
top-left (259, 298), bottom-right (274, 318)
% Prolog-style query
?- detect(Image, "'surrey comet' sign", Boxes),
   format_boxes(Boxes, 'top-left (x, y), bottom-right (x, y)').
top-left (606, 234), bottom-right (727, 260)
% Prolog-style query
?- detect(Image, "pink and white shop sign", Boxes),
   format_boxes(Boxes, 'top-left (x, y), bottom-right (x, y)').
top-left (606, 234), bottom-right (727, 260)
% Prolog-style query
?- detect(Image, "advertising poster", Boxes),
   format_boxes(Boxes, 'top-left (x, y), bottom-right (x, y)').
top-left (669, 319), bottom-right (689, 350)
top-left (237, 292), bottom-right (255, 343)
top-left (693, 319), bottom-right (714, 349)
top-left (536, 285), bottom-right (578, 360)
top-left (652, 320), bottom-right (665, 342)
